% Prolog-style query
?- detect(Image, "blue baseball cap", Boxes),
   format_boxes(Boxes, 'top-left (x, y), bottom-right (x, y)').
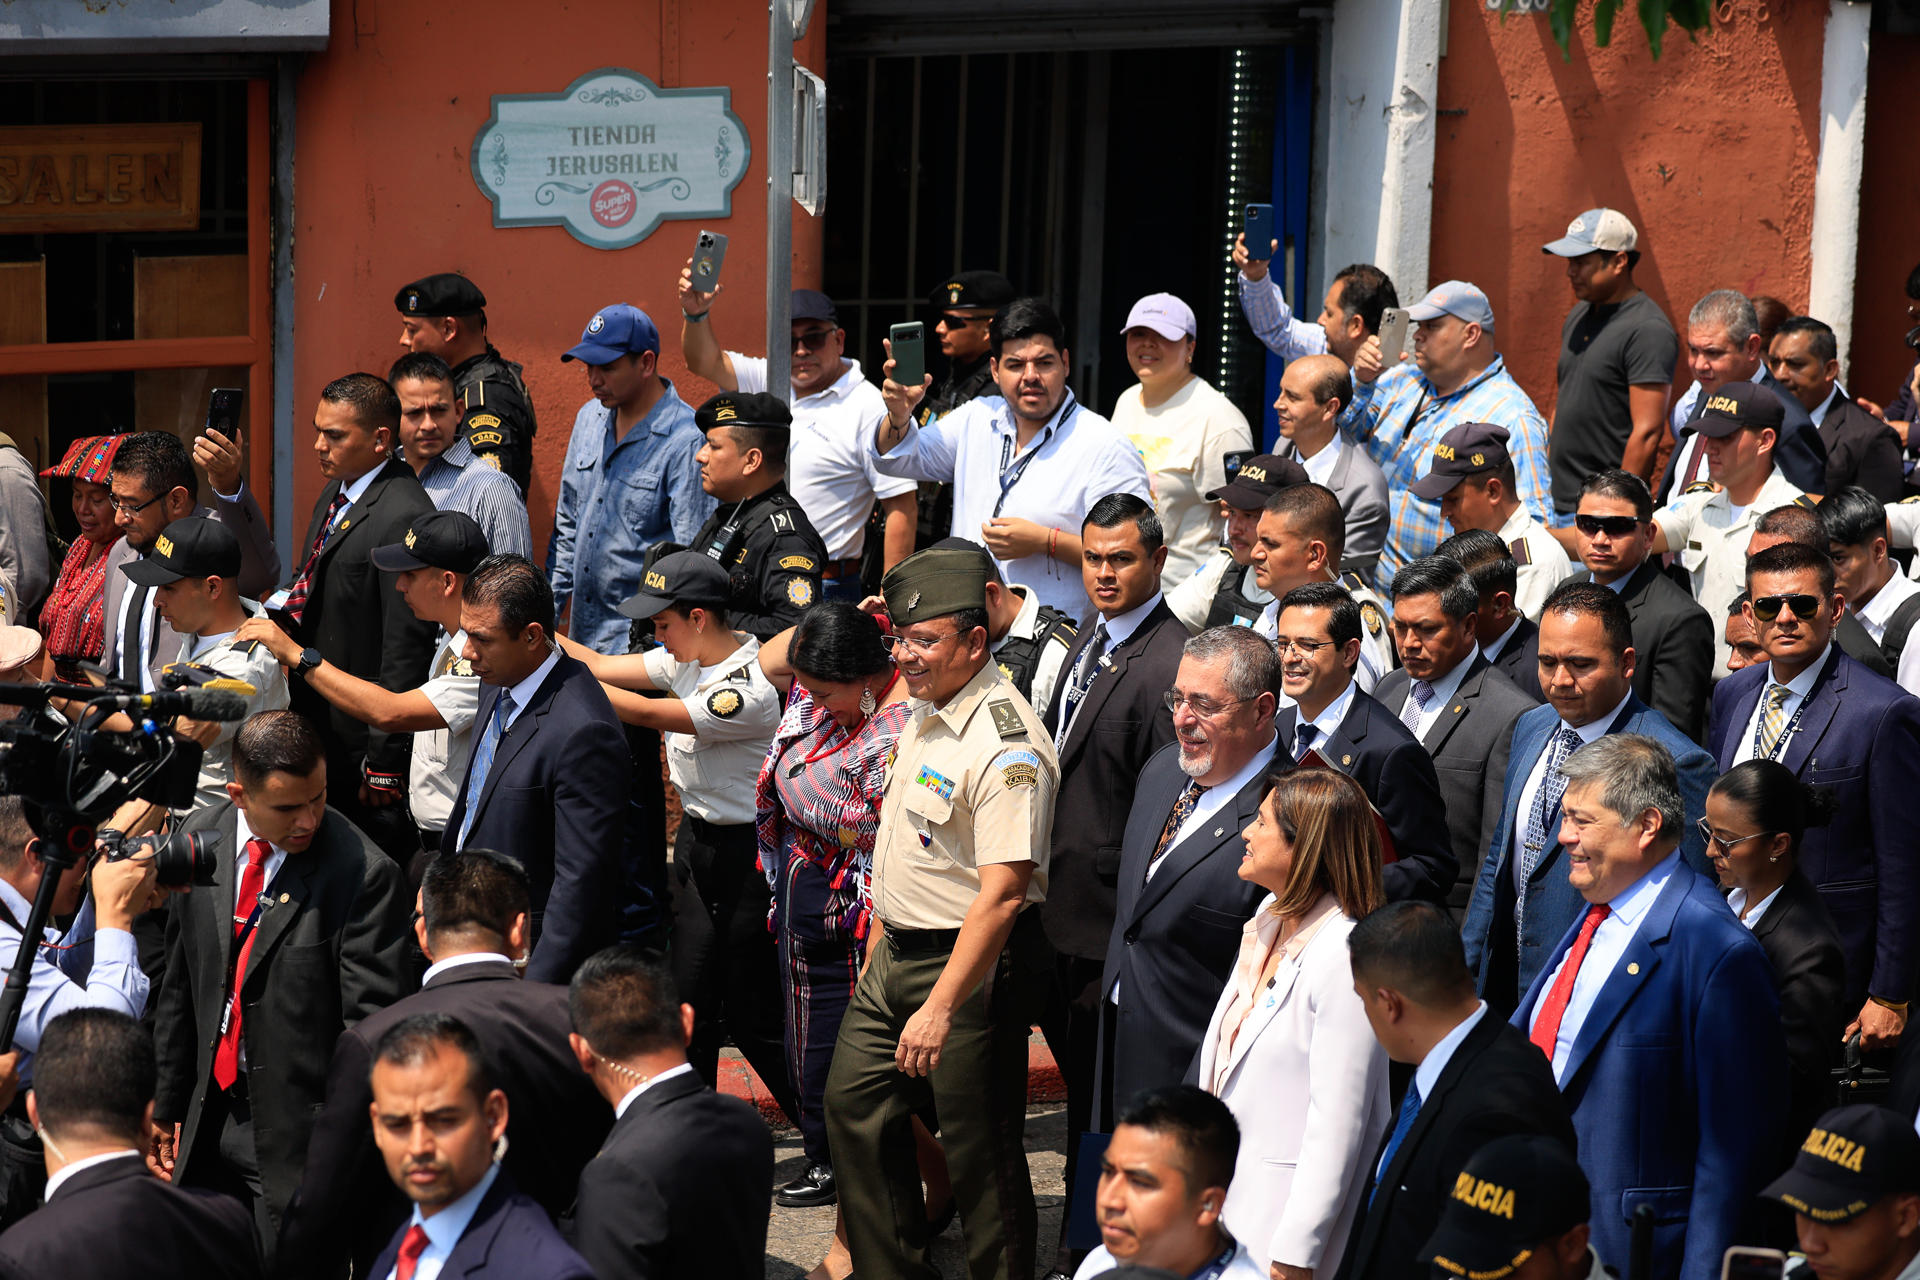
top-left (562, 304), bottom-right (661, 364)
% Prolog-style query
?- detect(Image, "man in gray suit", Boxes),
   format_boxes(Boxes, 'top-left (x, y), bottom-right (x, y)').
top-left (1274, 354), bottom-right (1389, 580)
top-left (1099, 627), bottom-right (1279, 1124)
top-left (1374, 558), bottom-right (1535, 914)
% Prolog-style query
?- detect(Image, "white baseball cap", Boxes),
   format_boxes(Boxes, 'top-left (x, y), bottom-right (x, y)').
top-left (1542, 208), bottom-right (1638, 257)
top-left (1122, 293), bottom-right (1196, 341)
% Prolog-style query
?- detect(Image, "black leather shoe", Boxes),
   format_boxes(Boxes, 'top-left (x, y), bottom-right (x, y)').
top-left (776, 1163), bottom-right (838, 1207)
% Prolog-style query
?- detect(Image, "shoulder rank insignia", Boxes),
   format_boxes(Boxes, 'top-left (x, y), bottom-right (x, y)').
top-left (987, 698), bottom-right (1027, 740)
top-left (996, 747), bottom-right (1041, 790)
top-left (786, 577), bottom-right (815, 607)
top-left (779, 554), bottom-right (817, 571)
top-left (1791, 494), bottom-right (1817, 510)
top-left (1509, 539), bottom-right (1532, 567)
top-left (1683, 480), bottom-right (1719, 495)
top-left (771, 510), bottom-right (796, 535)
top-left (232, 638), bottom-right (264, 655)
top-left (707, 688), bottom-right (744, 719)
top-left (1340, 571), bottom-right (1366, 591)
top-left (1360, 600), bottom-right (1386, 637)
top-left (727, 666), bottom-right (752, 683)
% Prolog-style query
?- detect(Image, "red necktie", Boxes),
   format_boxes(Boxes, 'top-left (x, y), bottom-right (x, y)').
top-left (284, 490), bottom-right (348, 624)
top-left (395, 1224), bottom-right (430, 1280)
top-left (212, 838), bottom-right (271, 1090)
top-left (1529, 903), bottom-right (1612, 1060)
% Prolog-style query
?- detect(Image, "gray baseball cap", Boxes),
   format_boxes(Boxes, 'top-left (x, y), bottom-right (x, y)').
top-left (1407, 281), bottom-right (1495, 332)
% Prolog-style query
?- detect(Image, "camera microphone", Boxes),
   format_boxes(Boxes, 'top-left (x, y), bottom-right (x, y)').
top-left (97, 689), bottom-right (252, 723)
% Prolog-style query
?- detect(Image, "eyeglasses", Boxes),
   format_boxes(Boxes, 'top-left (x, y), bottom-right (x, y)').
top-left (1696, 818), bottom-right (1779, 855)
top-left (1574, 514), bottom-right (1642, 537)
top-left (792, 327), bottom-right (838, 352)
top-left (108, 491), bottom-right (165, 517)
top-left (1749, 593), bottom-right (1822, 622)
top-left (1162, 690), bottom-right (1248, 719)
top-left (938, 313), bottom-right (984, 329)
top-left (881, 630), bottom-right (958, 658)
top-left (1272, 636), bottom-right (1337, 658)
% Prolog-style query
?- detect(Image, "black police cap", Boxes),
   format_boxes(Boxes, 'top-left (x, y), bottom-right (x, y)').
top-left (121, 517), bottom-right (243, 587)
top-left (696, 391), bottom-right (792, 433)
top-left (930, 270), bottom-right (1017, 312)
top-left (395, 273), bottom-right (488, 318)
top-left (370, 509), bottom-right (491, 576)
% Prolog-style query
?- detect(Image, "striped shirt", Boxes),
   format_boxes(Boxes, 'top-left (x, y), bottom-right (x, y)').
top-left (417, 437), bottom-right (533, 559)
top-left (1236, 272), bottom-right (1330, 363)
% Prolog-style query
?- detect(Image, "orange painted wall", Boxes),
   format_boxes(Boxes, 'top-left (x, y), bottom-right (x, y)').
top-left (1850, 30), bottom-right (1920, 407)
top-left (1431, 0), bottom-right (1828, 419)
top-left (289, 0), bottom-right (826, 552)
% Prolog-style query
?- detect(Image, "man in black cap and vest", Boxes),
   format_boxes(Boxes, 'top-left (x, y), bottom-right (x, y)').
top-left (688, 391), bottom-right (829, 639)
top-left (1762, 1104), bottom-right (1920, 1280)
top-left (1166, 452), bottom-right (1309, 634)
top-left (395, 273), bottom-right (538, 493)
top-left (913, 271), bottom-right (1020, 547)
top-left (826, 546), bottom-right (1058, 1280)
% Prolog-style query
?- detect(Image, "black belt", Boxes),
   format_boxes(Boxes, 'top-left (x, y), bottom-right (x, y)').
top-left (885, 925), bottom-right (960, 953)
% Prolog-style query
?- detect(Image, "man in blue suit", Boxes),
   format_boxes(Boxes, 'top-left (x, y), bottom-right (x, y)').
top-left (1516, 733), bottom-right (1786, 1280)
top-left (444, 554), bottom-right (640, 981)
top-left (367, 1012), bottom-right (593, 1280)
top-left (1708, 540), bottom-right (1920, 1051)
top-left (1462, 582), bottom-right (1715, 1016)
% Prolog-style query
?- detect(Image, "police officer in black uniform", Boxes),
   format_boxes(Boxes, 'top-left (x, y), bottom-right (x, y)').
top-left (394, 273), bottom-right (539, 493)
top-left (690, 391), bottom-right (829, 639)
top-left (1166, 451), bottom-right (1310, 633)
top-left (910, 270), bottom-right (1019, 548)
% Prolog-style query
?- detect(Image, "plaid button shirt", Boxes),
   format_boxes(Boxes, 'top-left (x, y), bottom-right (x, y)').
top-left (1340, 355), bottom-right (1551, 591)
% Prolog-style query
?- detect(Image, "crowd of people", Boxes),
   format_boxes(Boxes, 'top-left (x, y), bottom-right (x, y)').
top-left (1, 206), bottom-right (1920, 1280)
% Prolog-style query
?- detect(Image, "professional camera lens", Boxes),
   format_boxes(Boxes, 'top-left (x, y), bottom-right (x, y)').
top-left (149, 831), bottom-right (220, 888)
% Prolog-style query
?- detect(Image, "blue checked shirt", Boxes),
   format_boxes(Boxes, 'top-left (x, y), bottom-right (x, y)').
top-left (549, 379), bottom-right (716, 653)
top-left (417, 437), bottom-right (532, 559)
top-left (1341, 355), bottom-right (1552, 591)
top-left (1237, 272), bottom-right (1330, 362)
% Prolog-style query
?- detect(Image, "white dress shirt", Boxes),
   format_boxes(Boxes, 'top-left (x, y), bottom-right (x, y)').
top-left (1510, 691), bottom-right (1633, 900)
top-left (421, 951), bottom-right (516, 984)
top-left (500, 647), bottom-right (561, 731)
top-left (614, 1061), bottom-right (697, 1119)
top-left (1531, 851), bottom-right (1679, 1082)
top-left (1402, 645), bottom-right (1480, 739)
top-left (1290, 679), bottom-right (1357, 759)
top-left (1731, 643), bottom-right (1831, 765)
top-left (41, 1148), bottom-right (141, 1202)
top-left (1057, 593), bottom-right (1165, 748)
top-left (1482, 617), bottom-right (1525, 663)
top-left (1295, 433), bottom-right (1345, 489)
top-left (1153, 732), bottom-right (1281, 875)
top-left (1727, 883), bottom-right (1785, 929)
top-left (386, 1162), bottom-right (500, 1280)
top-left (1853, 575), bottom-right (1920, 695)
top-left (1380, 1002), bottom-right (1489, 1179)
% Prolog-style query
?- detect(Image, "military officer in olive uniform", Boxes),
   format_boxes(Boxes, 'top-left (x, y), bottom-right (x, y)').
top-left (689, 391), bottom-right (829, 640)
top-left (912, 271), bottom-right (1020, 548)
top-left (1167, 451), bottom-right (1309, 634)
top-left (394, 273), bottom-right (538, 493)
top-left (825, 547), bottom-right (1057, 1280)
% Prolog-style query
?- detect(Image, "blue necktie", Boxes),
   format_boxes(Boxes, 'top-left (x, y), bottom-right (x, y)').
top-left (1295, 723), bottom-right (1318, 762)
top-left (1371, 1080), bottom-right (1423, 1204)
top-left (457, 691), bottom-right (513, 850)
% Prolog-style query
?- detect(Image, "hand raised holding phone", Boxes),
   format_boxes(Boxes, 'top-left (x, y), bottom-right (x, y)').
top-left (877, 336), bottom-right (934, 448)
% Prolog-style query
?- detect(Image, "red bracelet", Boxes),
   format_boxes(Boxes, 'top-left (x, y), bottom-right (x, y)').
top-left (1048, 527), bottom-right (1058, 557)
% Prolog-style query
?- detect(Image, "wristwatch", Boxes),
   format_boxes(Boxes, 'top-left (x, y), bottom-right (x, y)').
top-left (295, 647), bottom-right (322, 676)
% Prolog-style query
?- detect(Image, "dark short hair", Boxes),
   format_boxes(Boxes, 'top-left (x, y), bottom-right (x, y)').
top-left (1083, 492), bottom-right (1164, 553)
top-left (1774, 315), bottom-right (1838, 365)
top-left (421, 849), bottom-right (530, 944)
top-left (389, 350), bottom-right (457, 389)
top-left (1262, 483), bottom-right (1346, 566)
top-left (1278, 581), bottom-right (1361, 650)
top-left (1578, 469), bottom-right (1654, 523)
top-left (463, 554), bottom-right (555, 636)
top-left (1751, 296), bottom-right (1791, 349)
top-left (569, 945), bottom-right (684, 1058)
top-left (1434, 528), bottom-right (1517, 599)
top-left (0, 796), bottom-right (31, 874)
top-left (1348, 901), bottom-right (1475, 1007)
top-left (1539, 580), bottom-right (1633, 656)
top-left (1390, 556), bottom-right (1479, 620)
top-left (1816, 485), bottom-right (1888, 550)
top-left (1331, 264), bottom-right (1399, 335)
top-left (722, 424), bottom-right (789, 472)
top-left (233, 710), bottom-right (326, 788)
top-left (1303, 360), bottom-right (1353, 410)
top-left (1727, 590), bottom-right (1751, 619)
top-left (1708, 759), bottom-right (1835, 860)
top-left (320, 372), bottom-right (402, 438)
top-left (1754, 504), bottom-right (1825, 548)
top-left (1114, 1085), bottom-right (1240, 1195)
top-left (33, 1009), bottom-right (155, 1145)
top-left (990, 298), bottom-right (1069, 357)
top-left (373, 1012), bottom-right (496, 1104)
top-left (791, 600), bottom-right (893, 683)
top-left (110, 430), bottom-right (195, 500)
top-left (1747, 540), bottom-right (1836, 598)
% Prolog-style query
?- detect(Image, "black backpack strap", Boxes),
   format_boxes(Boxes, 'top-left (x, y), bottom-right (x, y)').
top-left (1882, 593), bottom-right (1920, 669)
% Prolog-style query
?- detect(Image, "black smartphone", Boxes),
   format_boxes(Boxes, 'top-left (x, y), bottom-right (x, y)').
top-left (690, 230), bottom-right (728, 292)
top-left (889, 322), bottom-right (925, 388)
top-left (206, 387), bottom-right (243, 445)
top-left (1243, 204), bottom-right (1276, 261)
top-left (1720, 1247), bottom-right (1788, 1280)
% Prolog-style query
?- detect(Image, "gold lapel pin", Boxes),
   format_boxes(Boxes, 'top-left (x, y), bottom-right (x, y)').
top-left (279, 893), bottom-right (290, 904)
top-left (1626, 962), bottom-right (1640, 975)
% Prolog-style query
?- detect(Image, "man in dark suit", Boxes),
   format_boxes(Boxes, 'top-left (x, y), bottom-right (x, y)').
top-left (1434, 527), bottom-right (1543, 703)
top-left (278, 849), bottom-right (611, 1276)
top-left (0, 1010), bottom-right (254, 1278)
top-left (1338, 902), bottom-right (1574, 1280)
top-left (1273, 582), bottom-right (1455, 903)
top-left (1375, 558), bottom-right (1535, 911)
top-left (365, 1013), bottom-right (592, 1280)
top-left (1747, 505), bottom-right (1898, 680)
top-left (278, 373), bottom-right (438, 859)
top-left (1566, 470), bottom-right (1714, 740)
top-left (564, 946), bottom-right (773, 1280)
top-left (1039, 492), bottom-right (1185, 1248)
top-left (1099, 626), bottom-right (1278, 1124)
top-left (1771, 316), bottom-right (1905, 501)
top-left (1821, 485), bottom-right (1920, 690)
top-left (1514, 734), bottom-right (1786, 1280)
top-left (150, 709), bottom-right (411, 1265)
top-left (1707, 541), bottom-right (1920, 1051)
top-left (1461, 583), bottom-right (1716, 1015)
top-left (444, 555), bottom-right (636, 982)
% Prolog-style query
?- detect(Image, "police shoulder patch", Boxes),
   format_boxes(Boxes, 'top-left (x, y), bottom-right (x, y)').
top-left (779, 554), bottom-right (817, 571)
top-left (450, 657), bottom-right (476, 678)
top-left (1902, 495), bottom-right (1920, 505)
top-left (1360, 600), bottom-right (1386, 637)
top-left (996, 747), bottom-right (1041, 790)
top-left (468, 430), bottom-right (505, 448)
top-left (987, 698), bottom-right (1027, 740)
top-left (707, 688), bottom-right (744, 719)
top-left (786, 577), bottom-right (815, 607)
top-left (467, 414), bottom-right (503, 430)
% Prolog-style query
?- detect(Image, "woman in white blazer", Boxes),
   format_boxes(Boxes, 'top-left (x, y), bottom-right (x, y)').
top-left (1194, 766), bottom-right (1389, 1279)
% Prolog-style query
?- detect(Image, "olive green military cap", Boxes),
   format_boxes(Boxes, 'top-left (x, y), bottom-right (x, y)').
top-left (881, 548), bottom-right (988, 626)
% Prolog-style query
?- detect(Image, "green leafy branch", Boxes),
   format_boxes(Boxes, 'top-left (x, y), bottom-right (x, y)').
top-left (1508, 0), bottom-right (1715, 58)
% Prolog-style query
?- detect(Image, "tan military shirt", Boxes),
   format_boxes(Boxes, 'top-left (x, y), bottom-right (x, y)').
top-left (870, 663), bottom-right (1058, 931)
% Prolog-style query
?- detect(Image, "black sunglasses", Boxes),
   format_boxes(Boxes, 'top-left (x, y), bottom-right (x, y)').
top-left (938, 313), bottom-right (984, 329)
top-left (792, 327), bottom-right (838, 352)
top-left (1574, 514), bottom-right (1642, 537)
top-left (1750, 593), bottom-right (1822, 622)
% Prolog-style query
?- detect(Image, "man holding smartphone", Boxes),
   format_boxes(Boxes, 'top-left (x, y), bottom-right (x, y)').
top-left (1231, 232), bottom-right (1399, 376)
top-left (677, 274), bottom-right (917, 596)
top-left (913, 271), bottom-right (1018, 548)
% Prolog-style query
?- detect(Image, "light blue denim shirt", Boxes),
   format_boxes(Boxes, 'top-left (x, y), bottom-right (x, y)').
top-left (549, 379), bottom-right (715, 653)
